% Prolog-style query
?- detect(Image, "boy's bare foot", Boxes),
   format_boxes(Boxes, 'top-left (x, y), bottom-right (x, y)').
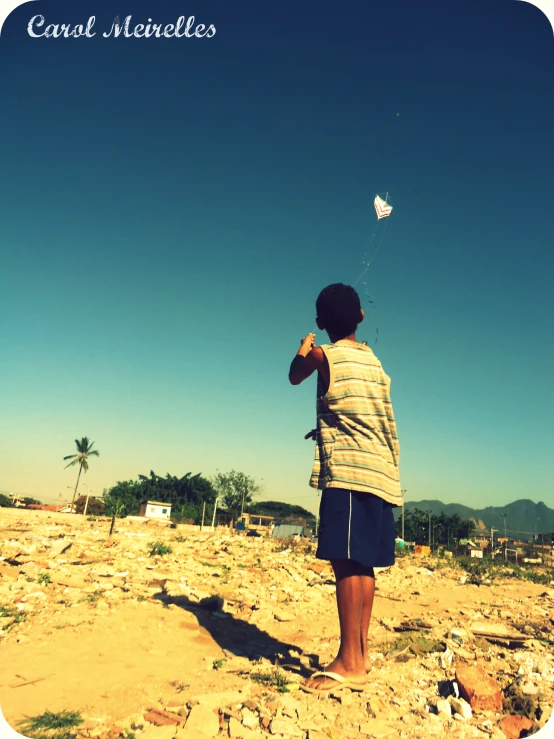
top-left (302, 657), bottom-right (367, 692)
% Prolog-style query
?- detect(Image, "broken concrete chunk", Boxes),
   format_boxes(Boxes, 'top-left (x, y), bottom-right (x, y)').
top-left (455, 663), bottom-right (502, 712)
top-left (183, 704), bottom-right (219, 737)
top-left (449, 696), bottom-right (472, 720)
top-left (50, 538), bottom-right (73, 557)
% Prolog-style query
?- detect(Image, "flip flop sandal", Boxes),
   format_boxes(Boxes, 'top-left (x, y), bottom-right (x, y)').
top-left (300, 671), bottom-right (367, 694)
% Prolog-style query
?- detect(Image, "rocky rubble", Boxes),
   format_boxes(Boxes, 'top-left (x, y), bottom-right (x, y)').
top-left (0, 508), bottom-right (553, 739)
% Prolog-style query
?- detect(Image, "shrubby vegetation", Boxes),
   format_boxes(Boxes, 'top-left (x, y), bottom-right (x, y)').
top-left (396, 508), bottom-right (476, 547)
top-left (74, 495), bottom-right (105, 516)
top-left (211, 470), bottom-right (261, 522)
top-left (102, 469), bottom-right (264, 525)
top-left (102, 471), bottom-right (216, 523)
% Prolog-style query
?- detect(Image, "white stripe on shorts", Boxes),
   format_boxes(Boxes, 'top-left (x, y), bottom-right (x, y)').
top-left (347, 492), bottom-right (352, 558)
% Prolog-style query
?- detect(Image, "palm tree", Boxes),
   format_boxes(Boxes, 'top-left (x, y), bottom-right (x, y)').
top-left (63, 437), bottom-right (100, 509)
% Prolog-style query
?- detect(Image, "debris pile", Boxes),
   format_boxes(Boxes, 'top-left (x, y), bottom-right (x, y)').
top-left (1, 508), bottom-right (553, 739)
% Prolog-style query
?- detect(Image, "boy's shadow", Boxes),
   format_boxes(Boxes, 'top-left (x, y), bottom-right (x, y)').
top-left (153, 593), bottom-right (318, 677)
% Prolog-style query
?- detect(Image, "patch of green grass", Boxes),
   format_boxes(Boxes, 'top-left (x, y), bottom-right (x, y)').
top-left (251, 668), bottom-right (291, 693)
top-left (18, 709), bottom-right (82, 738)
top-left (85, 592), bottom-right (101, 605)
top-left (212, 658), bottom-right (227, 670)
top-left (38, 572), bottom-right (52, 585)
top-left (455, 556), bottom-right (553, 585)
top-left (505, 564), bottom-right (552, 585)
top-left (0, 605), bottom-right (27, 626)
top-left (26, 576), bottom-right (36, 583)
top-left (200, 561), bottom-right (216, 567)
top-left (137, 595), bottom-right (147, 602)
top-left (173, 534), bottom-right (187, 543)
top-left (148, 541), bottom-right (173, 557)
top-left (123, 730), bottom-right (136, 739)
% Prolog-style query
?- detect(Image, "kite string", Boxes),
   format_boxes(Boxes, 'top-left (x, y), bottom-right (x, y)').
top-left (352, 218), bottom-right (389, 288)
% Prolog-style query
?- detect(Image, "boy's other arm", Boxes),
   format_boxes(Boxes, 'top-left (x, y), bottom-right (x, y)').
top-left (288, 334), bottom-right (326, 385)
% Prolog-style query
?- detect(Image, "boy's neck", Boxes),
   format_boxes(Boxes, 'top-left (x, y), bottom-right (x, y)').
top-left (328, 332), bottom-right (358, 344)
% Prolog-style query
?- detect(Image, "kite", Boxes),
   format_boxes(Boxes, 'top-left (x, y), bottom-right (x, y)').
top-left (353, 193), bottom-right (394, 346)
top-left (374, 195), bottom-right (393, 220)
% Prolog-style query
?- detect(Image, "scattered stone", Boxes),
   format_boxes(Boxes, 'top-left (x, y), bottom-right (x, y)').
top-left (144, 710), bottom-right (181, 727)
top-left (499, 715), bottom-right (535, 739)
top-left (449, 696), bottom-right (473, 720)
top-left (436, 698), bottom-right (452, 717)
top-left (184, 704), bottom-right (220, 737)
top-left (50, 538), bottom-right (73, 556)
top-left (228, 717), bottom-right (257, 738)
top-left (2, 507), bottom-right (553, 739)
top-left (455, 663), bottom-right (503, 712)
top-left (240, 707), bottom-right (259, 728)
top-left (307, 731), bottom-right (328, 739)
top-left (269, 717), bottom-right (304, 737)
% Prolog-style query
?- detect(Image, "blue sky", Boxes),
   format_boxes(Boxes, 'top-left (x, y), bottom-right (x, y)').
top-left (0, 0), bottom-right (552, 514)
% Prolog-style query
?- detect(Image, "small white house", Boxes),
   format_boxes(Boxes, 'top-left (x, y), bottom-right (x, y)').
top-left (140, 500), bottom-right (172, 520)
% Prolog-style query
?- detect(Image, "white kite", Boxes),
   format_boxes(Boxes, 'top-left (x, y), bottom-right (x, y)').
top-left (374, 195), bottom-right (393, 220)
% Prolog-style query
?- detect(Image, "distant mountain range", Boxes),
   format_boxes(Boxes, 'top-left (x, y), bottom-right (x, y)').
top-left (393, 499), bottom-right (554, 539)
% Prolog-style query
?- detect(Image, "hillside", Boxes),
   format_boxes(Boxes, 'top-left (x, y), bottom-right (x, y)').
top-left (393, 498), bottom-right (554, 539)
top-left (248, 500), bottom-right (316, 526)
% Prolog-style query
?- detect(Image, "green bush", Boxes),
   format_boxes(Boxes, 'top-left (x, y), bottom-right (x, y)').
top-left (17, 709), bottom-right (82, 738)
top-left (0, 494), bottom-right (13, 508)
top-left (148, 541), bottom-right (172, 557)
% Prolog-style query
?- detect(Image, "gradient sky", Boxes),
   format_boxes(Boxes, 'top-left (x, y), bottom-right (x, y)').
top-left (1, 0), bottom-right (553, 514)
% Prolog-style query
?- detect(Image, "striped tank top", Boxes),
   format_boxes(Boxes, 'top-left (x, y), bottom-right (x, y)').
top-left (309, 340), bottom-right (402, 506)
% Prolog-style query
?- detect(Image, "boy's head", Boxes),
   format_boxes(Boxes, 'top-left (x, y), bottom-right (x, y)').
top-left (316, 283), bottom-right (364, 339)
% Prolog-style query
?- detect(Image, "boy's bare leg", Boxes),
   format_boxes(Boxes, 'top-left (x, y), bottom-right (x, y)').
top-left (360, 569), bottom-right (376, 671)
top-left (303, 559), bottom-right (368, 690)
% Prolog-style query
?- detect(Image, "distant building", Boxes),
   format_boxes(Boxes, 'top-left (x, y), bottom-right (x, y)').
top-left (237, 513), bottom-right (275, 535)
top-left (26, 504), bottom-right (74, 513)
top-left (272, 524), bottom-right (304, 539)
top-left (140, 501), bottom-right (172, 520)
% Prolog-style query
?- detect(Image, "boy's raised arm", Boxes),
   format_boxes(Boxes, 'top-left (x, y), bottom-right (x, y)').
top-left (289, 333), bottom-right (325, 385)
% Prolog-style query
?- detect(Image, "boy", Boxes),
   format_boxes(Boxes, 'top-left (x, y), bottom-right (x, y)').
top-left (289, 283), bottom-right (402, 693)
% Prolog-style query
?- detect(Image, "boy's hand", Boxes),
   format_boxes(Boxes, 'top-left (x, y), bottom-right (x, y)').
top-left (289, 335), bottom-right (327, 386)
top-left (298, 333), bottom-right (316, 357)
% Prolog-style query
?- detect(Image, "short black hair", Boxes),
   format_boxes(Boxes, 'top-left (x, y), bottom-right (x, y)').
top-left (316, 283), bottom-right (362, 338)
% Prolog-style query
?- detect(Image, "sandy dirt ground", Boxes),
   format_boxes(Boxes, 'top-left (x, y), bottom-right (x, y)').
top-left (0, 508), bottom-right (553, 739)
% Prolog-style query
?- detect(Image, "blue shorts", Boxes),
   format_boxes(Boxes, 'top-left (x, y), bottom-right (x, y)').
top-left (316, 488), bottom-right (396, 568)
